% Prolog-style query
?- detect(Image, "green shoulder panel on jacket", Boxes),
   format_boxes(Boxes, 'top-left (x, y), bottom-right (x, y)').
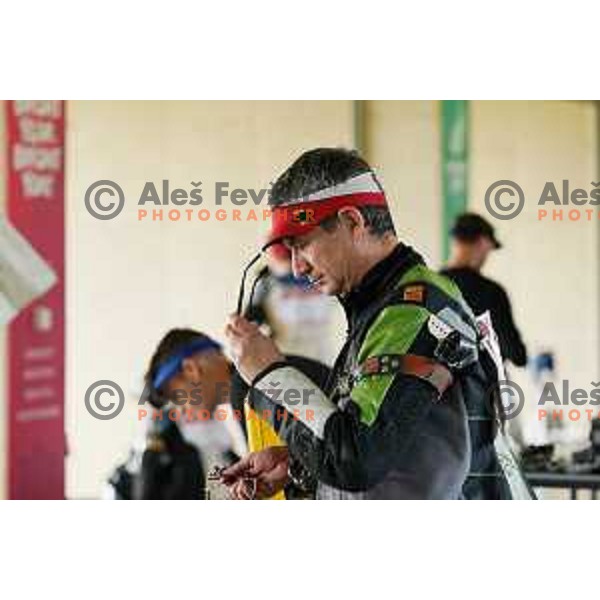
top-left (351, 303), bottom-right (430, 426)
top-left (349, 264), bottom-right (469, 427)
top-left (399, 264), bottom-right (465, 304)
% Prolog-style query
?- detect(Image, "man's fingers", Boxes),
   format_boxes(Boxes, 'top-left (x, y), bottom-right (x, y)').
top-left (225, 315), bottom-right (243, 335)
top-left (234, 480), bottom-right (249, 500)
top-left (221, 456), bottom-right (252, 484)
top-left (221, 452), bottom-right (264, 483)
top-left (229, 479), bottom-right (255, 500)
top-left (226, 314), bottom-right (259, 336)
top-left (229, 480), bottom-right (247, 500)
top-left (224, 323), bottom-right (238, 343)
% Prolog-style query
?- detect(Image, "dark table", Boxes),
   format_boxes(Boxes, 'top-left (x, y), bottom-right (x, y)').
top-left (525, 471), bottom-right (600, 499)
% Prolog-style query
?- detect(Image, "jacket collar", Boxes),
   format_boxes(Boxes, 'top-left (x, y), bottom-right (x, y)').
top-left (339, 242), bottom-right (424, 328)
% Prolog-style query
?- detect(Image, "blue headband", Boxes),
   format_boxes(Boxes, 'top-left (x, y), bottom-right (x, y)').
top-left (152, 339), bottom-right (222, 390)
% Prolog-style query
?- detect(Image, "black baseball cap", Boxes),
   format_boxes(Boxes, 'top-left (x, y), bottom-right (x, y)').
top-left (450, 213), bottom-right (502, 249)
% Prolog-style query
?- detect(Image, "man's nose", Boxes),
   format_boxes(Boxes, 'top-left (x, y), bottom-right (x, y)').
top-left (291, 248), bottom-right (310, 278)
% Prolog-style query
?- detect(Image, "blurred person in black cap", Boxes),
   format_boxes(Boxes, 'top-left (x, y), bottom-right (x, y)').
top-left (441, 213), bottom-right (527, 367)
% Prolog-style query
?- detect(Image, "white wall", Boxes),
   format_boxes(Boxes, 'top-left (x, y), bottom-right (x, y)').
top-left (66, 101), bottom-right (352, 498)
top-left (365, 100), bottom-right (442, 265)
top-left (470, 100), bottom-right (599, 444)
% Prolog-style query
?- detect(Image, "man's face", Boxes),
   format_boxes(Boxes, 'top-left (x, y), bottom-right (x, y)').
top-left (284, 220), bottom-right (355, 295)
top-left (166, 351), bottom-right (231, 412)
top-left (451, 236), bottom-right (496, 271)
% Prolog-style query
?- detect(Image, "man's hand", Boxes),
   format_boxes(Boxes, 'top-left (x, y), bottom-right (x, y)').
top-left (221, 446), bottom-right (289, 500)
top-left (225, 314), bottom-right (284, 383)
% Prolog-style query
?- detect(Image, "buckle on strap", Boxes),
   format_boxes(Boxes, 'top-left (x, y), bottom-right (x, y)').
top-left (355, 353), bottom-right (453, 398)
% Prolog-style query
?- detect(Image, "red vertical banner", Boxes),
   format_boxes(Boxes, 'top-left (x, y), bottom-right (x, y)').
top-left (6, 101), bottom-right (65, 499)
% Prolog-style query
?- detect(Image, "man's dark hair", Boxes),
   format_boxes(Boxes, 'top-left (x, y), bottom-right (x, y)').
top-left (143, 328), bottom-right (218, 408)
top-left (270, 147), bottom-right (396, 237)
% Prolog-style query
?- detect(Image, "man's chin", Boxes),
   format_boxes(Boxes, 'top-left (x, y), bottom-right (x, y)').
top-left (318, 280), bottom-right (338, 296)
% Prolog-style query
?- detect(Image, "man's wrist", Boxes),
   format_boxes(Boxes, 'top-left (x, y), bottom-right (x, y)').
top-left (250, 360), bottom-right (290, 388)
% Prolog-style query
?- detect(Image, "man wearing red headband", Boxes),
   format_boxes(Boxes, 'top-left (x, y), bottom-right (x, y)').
top-left (224, 148), bottom-right (480, 499)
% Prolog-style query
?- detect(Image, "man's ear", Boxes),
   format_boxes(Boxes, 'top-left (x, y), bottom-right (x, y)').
top-left (181, 357), bottom-right (203, 383)
top-left (337, 206), bottom-right (366, 233)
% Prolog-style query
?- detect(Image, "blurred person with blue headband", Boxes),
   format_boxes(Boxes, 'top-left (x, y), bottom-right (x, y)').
top-left (106, 328), bottom-right (246, 500)
top-left (105, 327), bottom-right (330, 499)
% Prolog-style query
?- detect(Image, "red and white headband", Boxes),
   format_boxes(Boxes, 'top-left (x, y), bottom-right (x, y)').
top-left (268, 172), bottom-right (388, 242)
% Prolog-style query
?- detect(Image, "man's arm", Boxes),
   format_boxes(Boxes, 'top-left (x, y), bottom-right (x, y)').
top-left (492, 284), bottom-right (528, 367)
top-left (227, 304), bottom-right (468, 497)
top-left (225, 304), bottom-right (467, 495)
top-left (250, 363), bottom-right (442, 491)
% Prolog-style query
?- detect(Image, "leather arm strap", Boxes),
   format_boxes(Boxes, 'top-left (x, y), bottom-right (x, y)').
top-left (354, 353), bottom-right (453, 399)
